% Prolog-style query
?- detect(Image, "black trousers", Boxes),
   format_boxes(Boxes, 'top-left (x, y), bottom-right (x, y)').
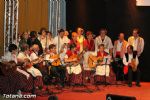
top-left (50, 66), bottom-right (66, 86)
top-left (128, 66), bottom-right (140, 84)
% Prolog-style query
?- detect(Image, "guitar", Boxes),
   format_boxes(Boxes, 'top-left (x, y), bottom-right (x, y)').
top-left (130, 58), bottom-right (137, 72)
top-left (88, 54), bottom-right (103, 68)
top-left (31, 54), bottom-right (45, 64)
top-left (49, 44), bottom-right (66, 66)
top-left (49, 54), bottom-right (61, 66)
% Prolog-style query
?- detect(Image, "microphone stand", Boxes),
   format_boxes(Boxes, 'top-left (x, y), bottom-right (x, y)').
top-left (104, 58), bottom-right (108, 86)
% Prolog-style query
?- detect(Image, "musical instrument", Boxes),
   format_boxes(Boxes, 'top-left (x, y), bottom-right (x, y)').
top-left (48, 43), bottom-right (67, 66)
top-left (31, 54), bottom-right (45, 65)
top-left (130, 58), bottom-right (137, 72)
top-left (49, 54), bottom-right (61, 66)
top-left (88, 54), bottom-right (103, 68)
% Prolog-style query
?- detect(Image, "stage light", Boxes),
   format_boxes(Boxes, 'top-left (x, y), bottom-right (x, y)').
top-left (136, 0), bottom-right (150, 6)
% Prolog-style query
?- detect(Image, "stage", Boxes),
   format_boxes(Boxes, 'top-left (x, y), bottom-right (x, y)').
top-left (37, 82), bottom-right (150, 100)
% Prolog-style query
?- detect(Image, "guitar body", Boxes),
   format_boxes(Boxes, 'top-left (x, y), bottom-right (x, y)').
top-left (131, 58), bottom-right (137, 72)
top-left (88, 55), bottom-right (97, 68)
top-left (50, 54), bottom-right (61, 66)
top-left (88, 54), bottom-right (103, 68)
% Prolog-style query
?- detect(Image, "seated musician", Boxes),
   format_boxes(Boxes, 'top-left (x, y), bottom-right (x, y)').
top-left (3, 44), bottom-right (30, 80)
top-left (64, 43), bottom-right (82, 84)
top-left (123, 45), bottom-right (140, 87)
top-left (48, 44), bottom-right (65, 88)
top-left (91, 44), bottom-right (115, 84)
top-left (96, 44), bottom-right (111, 76)
top-left (23, 58), bottom-right (43, 89)
top-left (29, 44), bottom-right (44, 69)
top-left (83, 31), bottom-right (96, 71)
top-left (0, 61), bottom-right (30, 94)
top-left (17, 44), bottom-right (31, 64)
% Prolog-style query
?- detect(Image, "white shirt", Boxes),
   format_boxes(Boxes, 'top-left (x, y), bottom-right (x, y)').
top-left (47, 38), bottom-right (54, 48)
top-left (128, 36), bottom-right (144, 55)
top-left (45, 53), bottom-right (55, 62)
top-left (53, 36), bottom-right (66, 53)
top-left (3, 52), bottom-right (17, 63)
top-left (38, 36), bottom-right (47, 49)
top-left (27, 66), bottom-right (42, 77)
top-left (17, 52), bottom-right (31, 61)
top-left (30, 52), bottom-right (38, 61)
top-left (95, 35), bottom-right (113, 53)
top-left (123, 54), bottom-right (139, 66)
top-left (63, 36), bottom-right (70, 44)
top-left (116, 41), bottom-right (123, 52)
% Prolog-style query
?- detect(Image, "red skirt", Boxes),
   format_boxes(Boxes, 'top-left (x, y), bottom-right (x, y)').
top-left (66, 72), bottom-right (82, 84)
top-left (94, 67), bottom-right (116, 84)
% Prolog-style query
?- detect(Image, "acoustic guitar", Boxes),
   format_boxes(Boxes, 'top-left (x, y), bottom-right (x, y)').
top-left (88, 54), bottom-right (103, 68)
top-left (130, 58), bottom-right (137, 72)
top-left (50, 54), bottom-right (61, 66)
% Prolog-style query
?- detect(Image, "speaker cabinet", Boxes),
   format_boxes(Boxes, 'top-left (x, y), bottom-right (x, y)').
top-left (106, 94), bottom-right (136, 100)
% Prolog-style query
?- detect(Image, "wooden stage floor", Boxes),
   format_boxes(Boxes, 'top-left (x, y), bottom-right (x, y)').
top-left (37, 82), bottom-right (150, 100)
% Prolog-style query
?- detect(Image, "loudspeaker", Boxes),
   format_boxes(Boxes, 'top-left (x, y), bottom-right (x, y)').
top-left (106, 94), bottom-right (136, 100)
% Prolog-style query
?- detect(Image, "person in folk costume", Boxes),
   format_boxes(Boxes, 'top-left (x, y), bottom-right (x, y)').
top-left (38, 28), bottom-right (47, 50)
top-left (17, 44), bottom-right (31, 63)
top-left (1, 44), bottom-right (33, 93)
top-left (3, 44), bottom-right (30, 79)
top-left (17, 44), bottom-right (43, 87)
top-left (82, 31), bottom-right (96, 71)
top-left (113, 33), bottom-right (128, 81)
top-left (123, 45), bottom-right (140, 87)
top-left (64, 43), bottom-right (82, 84)
top-left (77, 27), bottom-right (85, 53)
top-left (69, 32), bottom-right (80, 53)
top-left (0, 61), bottom-right (29, 94)
top-left (27, 31), bottom-right (43, 55)
top-left (128, 28), bottom-right (144, 57)
top-left (47, 44), bottom-right (66, 88)
top-left (113, 33), bottom-right (128, 58)
top-left (23, 58), bottom-right (43, 89)
top-left (53, 29), bottom-right (66, 54)
top-left (64, 30), bottom-right (70, 44)
top-left (19, 31), bottom-right (29, 50)
top-left (45, 31), bottom-right (54, 50)
top-left (84, 31), bottom-right (95, 51)
top-left (29, 44), bottom-right (44, 70)
top-left (94, 44), bottom-right (116, 84)
top-left (95, 28), bottom-right (113, 55)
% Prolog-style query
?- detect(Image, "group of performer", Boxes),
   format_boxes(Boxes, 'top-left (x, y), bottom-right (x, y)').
top-left (0, 27), bottom-right (144, 94)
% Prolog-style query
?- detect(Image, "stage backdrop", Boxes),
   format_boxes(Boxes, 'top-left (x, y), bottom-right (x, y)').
top-left (18, 0), bottom-right (49, 33)
top-left (66, 0), bottom-right (150, 81)
top-left (0, 0), bottom-right (49, 56)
